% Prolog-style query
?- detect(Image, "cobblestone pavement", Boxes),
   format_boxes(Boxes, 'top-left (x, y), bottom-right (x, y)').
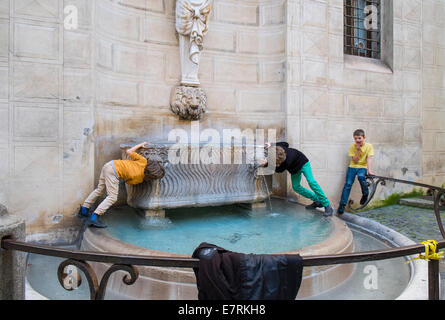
top-left (355, 204), bottom-right (445, 299)
top-left (356, 205), bottom-right (445, 243)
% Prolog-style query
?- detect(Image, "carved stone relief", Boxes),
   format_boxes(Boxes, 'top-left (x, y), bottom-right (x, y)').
top-left (170, 0), bottom-right (211, 121)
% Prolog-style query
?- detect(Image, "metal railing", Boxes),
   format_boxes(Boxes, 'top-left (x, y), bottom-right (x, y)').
top-left (2, 236), bottom-right (444, 300)
top-left (347, 175), bottom-right (445, 238)
top-left (1, 175), bottom-right (445, 300)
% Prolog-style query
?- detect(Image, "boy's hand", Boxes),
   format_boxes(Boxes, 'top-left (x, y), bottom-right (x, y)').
top-left (367, 170), bottom-right (376, 176)
top-left (258, 159), bottom-right (268, 167)
top-left (126, 141), bottom-right (151, 155)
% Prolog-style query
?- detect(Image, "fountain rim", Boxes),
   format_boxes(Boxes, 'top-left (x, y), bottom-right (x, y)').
top-left (84, 213), bottom-right (352, 258)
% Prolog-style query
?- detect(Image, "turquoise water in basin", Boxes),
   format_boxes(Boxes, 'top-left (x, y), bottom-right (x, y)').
top-left (102, 199), bottom-right (333, 255)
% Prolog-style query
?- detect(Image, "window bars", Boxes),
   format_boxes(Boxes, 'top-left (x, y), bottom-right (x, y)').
top-left (344, 0), bottom-right (381, 59)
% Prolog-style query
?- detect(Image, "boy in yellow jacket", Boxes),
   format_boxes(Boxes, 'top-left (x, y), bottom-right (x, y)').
top-left (77, 142), bottom-right (165, 228)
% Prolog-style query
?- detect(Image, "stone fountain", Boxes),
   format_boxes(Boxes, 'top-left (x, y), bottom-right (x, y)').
top-left (80, 0), bottom-right (355, 300)
top-left (82, 207), bottom-right (354, 299)
top-left (83, 140), bottom-right (354, 299)
top-left (120, 142), bottom-right (271, 218)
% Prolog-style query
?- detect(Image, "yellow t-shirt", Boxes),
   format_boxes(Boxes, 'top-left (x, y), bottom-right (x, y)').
top-left (349, 143), bottom-right (374, 169)
top-left (113, 152), bottom-right (147, 185)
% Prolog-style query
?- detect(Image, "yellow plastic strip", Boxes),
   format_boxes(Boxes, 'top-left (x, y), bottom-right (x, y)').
top-left (406, 240), bottom-right (444, 264)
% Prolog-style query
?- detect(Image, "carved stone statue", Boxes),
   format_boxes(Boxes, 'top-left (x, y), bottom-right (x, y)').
top-left (175, 0), bottom-right (211, 86)
top-left (171, 0), bottom-right (211, 121)
top-left (170, 86), bottom-right (207, 121)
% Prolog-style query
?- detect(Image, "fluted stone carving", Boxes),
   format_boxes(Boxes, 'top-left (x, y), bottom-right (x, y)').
top-left (121, 143), bottom-right (269, 217)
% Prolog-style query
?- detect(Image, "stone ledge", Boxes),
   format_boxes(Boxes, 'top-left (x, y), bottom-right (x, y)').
top-left (344, 54), bottom-right (393, 74)
top-left (399, 197), bottom-right (445, 210)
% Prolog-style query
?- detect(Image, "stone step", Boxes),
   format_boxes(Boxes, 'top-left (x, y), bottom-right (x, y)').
top-left (399, 197), bottom-right (445, 210)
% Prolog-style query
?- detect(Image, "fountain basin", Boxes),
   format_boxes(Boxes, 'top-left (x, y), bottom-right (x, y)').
top-left (120, 142), bottom-right (270, 218)
top-left (81, 202), bottom-right (354, 299)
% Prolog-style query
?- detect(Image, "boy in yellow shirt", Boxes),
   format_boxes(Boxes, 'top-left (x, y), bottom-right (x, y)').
top-left (77, 141), bottom-right (165, 228)
top-left (337, 129), bottom-right (376, 214)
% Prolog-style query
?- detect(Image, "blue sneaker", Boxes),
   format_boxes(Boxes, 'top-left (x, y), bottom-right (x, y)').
top-left (77, 206), bottom-right (91, 218)
top-left (87, 213), bottom-right (107, 228)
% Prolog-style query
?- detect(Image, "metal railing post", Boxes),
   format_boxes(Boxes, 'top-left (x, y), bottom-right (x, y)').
top-left (428, 259), bottom-right (440, 300)
top-left (0, 205), bottom-right (26, 300)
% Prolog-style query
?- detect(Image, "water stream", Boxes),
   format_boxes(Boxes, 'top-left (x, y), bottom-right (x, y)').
top-left (261, 174), bottom-right (274, 213)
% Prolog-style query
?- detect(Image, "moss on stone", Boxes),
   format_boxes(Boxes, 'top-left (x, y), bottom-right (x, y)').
top-left (354, 188), bottom-right (426, 213)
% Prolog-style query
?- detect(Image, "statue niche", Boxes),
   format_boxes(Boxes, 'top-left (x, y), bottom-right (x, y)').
top-left (170, 0), bottom-right (211, 121)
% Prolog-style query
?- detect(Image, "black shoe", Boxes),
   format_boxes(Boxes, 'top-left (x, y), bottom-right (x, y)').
top-left (323, 206), bottom-right (333, 217)
top-left (87, 216), bottom-right (107, 228)
top-left (337, 204), bottom-right (345, 215)
top-left (360, 194), bottom-right (369, 205)
top-left (77, 206), bottom-right (91, 219)
top-left (306, 201), bottom-right (323, 210)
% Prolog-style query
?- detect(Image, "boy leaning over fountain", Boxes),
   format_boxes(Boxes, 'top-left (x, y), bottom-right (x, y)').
top-left (77, 141), bottom-right (165, 228)
top-left (337, 129), bottom-right (376, 215)
top-left (259, 142), bottom-right (334, 217)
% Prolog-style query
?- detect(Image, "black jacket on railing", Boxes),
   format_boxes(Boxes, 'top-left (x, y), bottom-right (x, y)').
top-left (192, 242), bottom-right (303, 300)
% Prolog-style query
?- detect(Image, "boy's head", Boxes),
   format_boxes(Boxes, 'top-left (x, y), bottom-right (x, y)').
top-left (353, 129), bottom-right (366, 145)
top-left (144, 160), bottom-right (165, 181)
top-left (275, 146), bottom-right (287, 166)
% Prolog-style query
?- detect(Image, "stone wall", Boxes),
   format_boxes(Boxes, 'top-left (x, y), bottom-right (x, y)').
top-left (286, 0), bottom-right (444, 203)
top-left (0, 0), bottom-right (95, 238)
top-left (421, 0), bottom-right (445, 187)
top-left (0, 0), bottom-right (444, 236)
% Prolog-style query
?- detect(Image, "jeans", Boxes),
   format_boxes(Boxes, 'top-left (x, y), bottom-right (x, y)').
top-left (339, 167), bottom-right (369, 207)
top-left (291, 162), bottom-right (330, 207)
